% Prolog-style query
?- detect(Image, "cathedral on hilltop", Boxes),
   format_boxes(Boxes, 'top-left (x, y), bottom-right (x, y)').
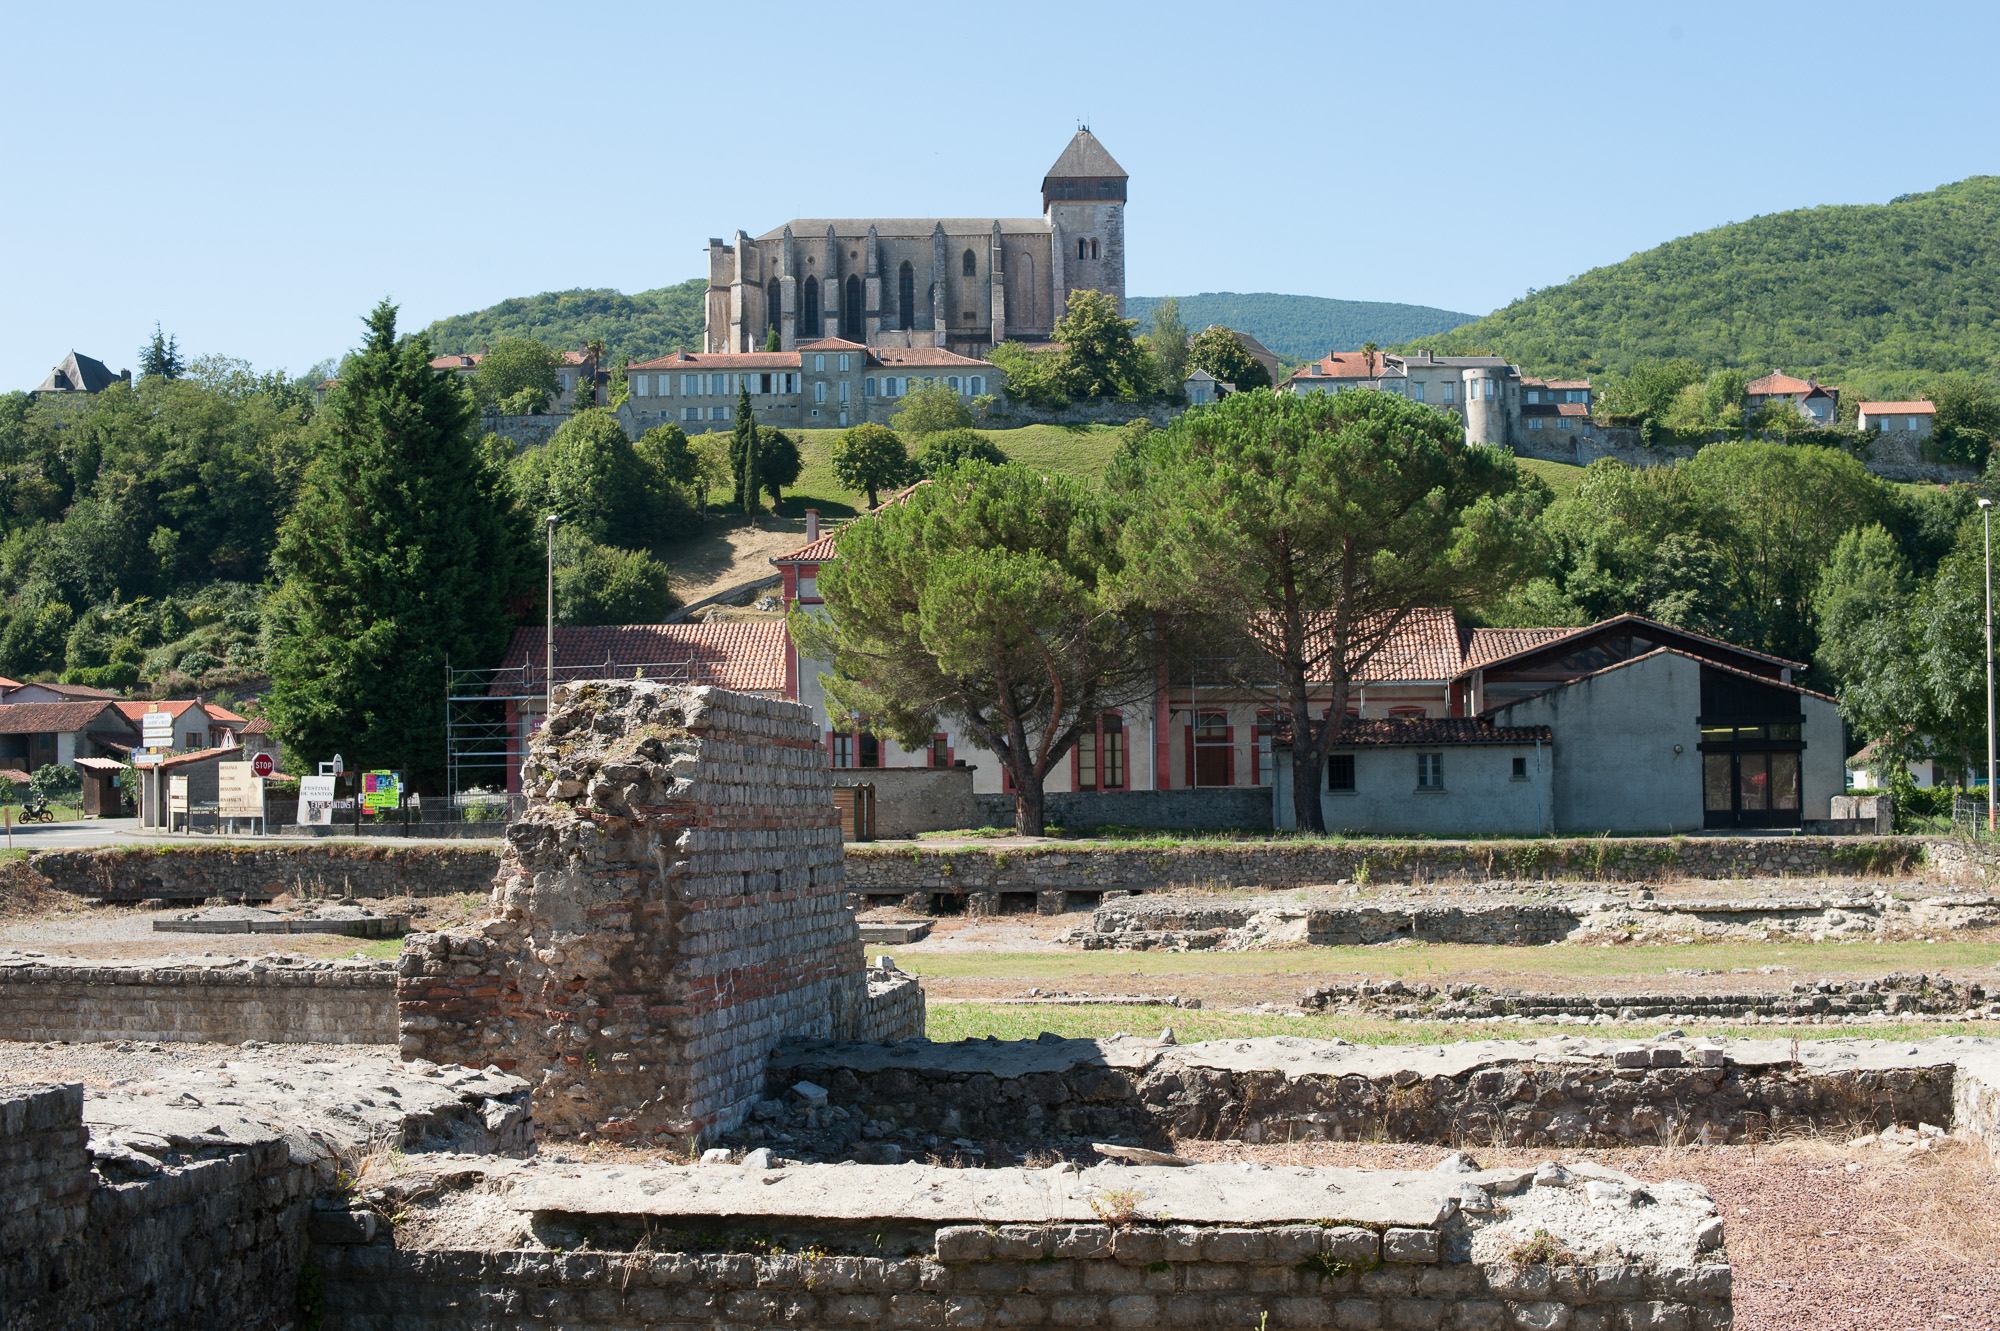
top-left (703, 130), bottom-right (1126, 357)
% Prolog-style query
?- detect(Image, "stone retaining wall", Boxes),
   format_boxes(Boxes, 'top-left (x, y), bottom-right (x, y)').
top-left (29, 843), bottom-right (500, 904)
top-left (0, 1083), bottom-right (313, 1331)
top-left (844, 836), bottom-right (1928, 904)
top-left (973, 787), bottom-right (1275, 833)
top-left (774, 1035), bottom-right (1964, 1152)
top-left (0, 956), bottom-right (397, 1044)
top-left (1300, 973), bottom-right (1996, 1023)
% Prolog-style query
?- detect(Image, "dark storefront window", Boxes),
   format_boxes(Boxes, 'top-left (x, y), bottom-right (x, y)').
top-left (1697, 670), bottom-right (1804, 828)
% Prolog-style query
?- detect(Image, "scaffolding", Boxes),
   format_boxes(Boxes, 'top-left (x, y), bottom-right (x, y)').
top-left (443, 654), bottom-right (774, 803)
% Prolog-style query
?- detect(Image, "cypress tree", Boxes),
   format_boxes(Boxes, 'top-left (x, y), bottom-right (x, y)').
top-left (764, 326), bottom-right (782, 352)
top-left (732, 384), bottom-right (760, 516)
top-left (262, 300), bottom-right (531, 787)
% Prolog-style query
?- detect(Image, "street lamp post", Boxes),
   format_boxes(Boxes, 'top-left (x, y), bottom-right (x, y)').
top-left (546, 514), bottom-right (558, 720)
top-left (1983, 498), bottom-right (1995, 833)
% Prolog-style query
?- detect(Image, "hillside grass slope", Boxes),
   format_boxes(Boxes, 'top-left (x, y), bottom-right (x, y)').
top-left (1403, 177), bottom-right (2000, 385)
top-left (1130, 292), bottom-right (1475, 360)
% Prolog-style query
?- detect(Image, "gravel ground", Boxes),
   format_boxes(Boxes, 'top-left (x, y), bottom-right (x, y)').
top-left (0, 1038), bottom-right (402, 1089)
top-left (1172, 1138), bottom-right (2000, 1331)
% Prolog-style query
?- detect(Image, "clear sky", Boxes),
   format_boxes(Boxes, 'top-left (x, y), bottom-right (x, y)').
top-left (7, 1), bottom-right (1998, 388)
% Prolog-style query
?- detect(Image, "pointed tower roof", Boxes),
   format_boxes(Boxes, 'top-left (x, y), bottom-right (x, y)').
top-left (1043, 129), bottom-right (1127, 184)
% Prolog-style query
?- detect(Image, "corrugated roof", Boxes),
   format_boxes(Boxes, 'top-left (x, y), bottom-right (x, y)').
top-left (0, 702), bottom-right (132, 735)
top-left (1044, 129), bottom-right (1128, 180)
top-left (493, 622), bottom-right (789, 695)
top-left (74, 756), bottom-right (128, 772)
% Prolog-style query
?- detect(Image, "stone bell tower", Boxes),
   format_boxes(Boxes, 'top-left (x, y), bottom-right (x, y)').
top-left (1043, 128), bottom-right (1127, 324)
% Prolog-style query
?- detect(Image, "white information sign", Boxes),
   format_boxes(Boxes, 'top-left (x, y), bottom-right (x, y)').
top-left (168, 775), bottom-right (189, 815)
top-left (142, 711), bottom-right (175, 747)
top-left (217, 763), bottom-right (263, 818)
top-left (298, 775), bottom-right (337, 827)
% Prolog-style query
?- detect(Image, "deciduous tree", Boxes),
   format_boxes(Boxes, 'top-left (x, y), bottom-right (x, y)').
top-left (1146, 296), bottom-right (1190, 388)
top-left (474, 338), bottom-right (565, 414)
top-left (891, 380), bottom-right (973, 438)
top-left (829, 423), bottom-right (908, 507)
top-left (1049, 290), bottom-right (1155, 401)
top-left (1117, 391), bottom-right (1542, 832)
top-left (1185, 326), bottom-right (1270, 392)
top-left (910, 429), bottom-right (1006, 479)
top-left (791, 463), bottom-right (1162, 835)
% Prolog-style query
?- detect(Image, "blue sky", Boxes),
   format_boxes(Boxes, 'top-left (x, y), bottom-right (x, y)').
top-left (7, 1), bottom-right (1998, 388)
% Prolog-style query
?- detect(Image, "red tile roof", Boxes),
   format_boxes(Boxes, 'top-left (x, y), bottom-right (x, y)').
top-left (0, 677), bottom-right (21, 691)
top-left (160, 745), bottom-right (242, 770)
top-left (869, 347), bottom-right (993, 367)
top-left (241, 717), bottom-right (273, 735)
top-left (115, 700), bottom-right (202, 723)
top-left (1462, 627), bottom-right (1576, 669)
top-left (799, 338), bottom-right (868, 351)
top-left (1271, 716), bottom-right (1552, 748)
top-left (1524, 378), bottom-right (1591, 391)
top-left (628, 350), bottom-right (799, 371)
top-left (493, 622), bottom-right (789, 695)
top-left (1345, 608), bottom-right (1466, 683)
top-left (1291, 351), bottom-right (1395, 380)
top-left (0, 702), bottom-right (134, 735)
top-left (16, 682), bottom-right (119, 700)
top-left (429, 353), bottom-right (482, 370)
top-left (1458, 613), bottom-right (1805, 675)
top-left (1857, 400), bottom-right (1936, 415)
top-left (1745, 373), bottom-right (1837, 397)
top-left (1556, 403), bottom-right (1591, 417)
top-left (206, 706), bottom-right (248, 724)
top-left (773, 483), bottom-right (930, 564)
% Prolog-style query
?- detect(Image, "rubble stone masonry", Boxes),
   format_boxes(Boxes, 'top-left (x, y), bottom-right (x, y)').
top-left (398, 683), bottom-right (916, 1145)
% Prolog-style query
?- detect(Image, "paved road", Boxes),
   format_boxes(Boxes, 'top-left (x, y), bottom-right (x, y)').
top-left (0, 817), bottom-right (149, 851)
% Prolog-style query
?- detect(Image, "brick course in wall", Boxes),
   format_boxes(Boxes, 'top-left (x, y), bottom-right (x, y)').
top-left (397, 683), bottom-right (920, 1146)
top-left (29, 843), bottom-right (500, 904)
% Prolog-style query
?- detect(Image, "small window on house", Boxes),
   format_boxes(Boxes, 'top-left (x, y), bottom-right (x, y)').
top-left (1417, 752), bottom-right (1444, 789)
top-left (1526, 390), bottom-right (1539, 403)
top-left (962, 249), bottom-right (977, 276)
top-left (1528, 418), bottom-right (1543, 430)
top-left (1512, 756), bottom-right (1528, 780)
top-left (838, 381), bottom-right (849, 403)
top-left (970, 376), bottom-right (983, 395)
top-left (1328, 754), bottom-right (1356, 792)
top-left (931, 734), bottom-right (950, 767)
top-left (710, 406), bottom-right (729, 420)
top-left (814, 381), bottom-right (826, 403)
top-left (839, 354), bottom-right (850, 371)
top-left (832, 734), bottom-right (853, 768)
top-left (1410, 382), bottom-right (1424, 402)
top-left (634, 374), bottom-right (649, 397)
top-left (865, 378), bottom-right (877, 397)
top-left (1442, 383), bottom-right (1454, 404)
top-left (814, 354), bottom-right (825, 372)
top-left (947, 377), bottom-right (960, 391)
top-left (858, 734), bottom-right (880, 768)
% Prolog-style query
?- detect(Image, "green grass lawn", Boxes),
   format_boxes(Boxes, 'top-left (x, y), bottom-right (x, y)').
top-left (925, 1001), bottom-right (1986, 1046)
top-left (898, 938), bottom-right (2000, 983)
top-left (1516, 457), bottom-right (1585, 499)
top-left (769, 424), bottom-right (1127, 521)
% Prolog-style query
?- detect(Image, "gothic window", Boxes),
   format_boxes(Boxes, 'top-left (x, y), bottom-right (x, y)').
top-left (766, 278), bottom-right (781, 332)
top-left (1090, 239), bottom-right (1100, 260)
top-left (802, 277), bottom-right (820, 333)
top-left (962, 249), bottom-right (977, 276)
top-left (1077, 238), bottom-right (1087, 261)
top-left (1015, 255), bottom-right (1036, 327)
top-left (842, 275), bottom-right (863, 340)
top-left (897, 262), bottom-right (914, 330)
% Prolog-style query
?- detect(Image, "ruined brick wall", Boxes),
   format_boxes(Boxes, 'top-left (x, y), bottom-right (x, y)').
top-left (398, 683), bottom-right (914, 1145)
top-left (0, 957), bottom-right (396, 1045)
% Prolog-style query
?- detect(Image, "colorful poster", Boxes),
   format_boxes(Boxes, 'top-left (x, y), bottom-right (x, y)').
top-left (361, 770), bottom-right (400, 811)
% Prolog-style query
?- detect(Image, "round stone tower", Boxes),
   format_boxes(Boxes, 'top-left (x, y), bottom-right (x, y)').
top-left (1462, 366), bottom-right (1509, 447)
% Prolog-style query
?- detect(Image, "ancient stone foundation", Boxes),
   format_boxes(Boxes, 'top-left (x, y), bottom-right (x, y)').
top-left (397, 683), bottom-right (920, 1145)
top-left (0, 953), bottom-right (397, 1044)
top-left (29, 842), bottom-right (500, 904)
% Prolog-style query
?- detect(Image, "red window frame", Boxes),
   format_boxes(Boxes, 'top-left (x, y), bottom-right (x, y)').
top-left (1071, 712), bottom-right (1129, 791)
top-left (1186, 710), bottom-right (1234, 787)
top-left (928, 733), bottom-right (952, 768)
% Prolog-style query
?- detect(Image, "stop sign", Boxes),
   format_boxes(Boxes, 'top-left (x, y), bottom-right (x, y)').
top-left (251, 752), bottom-right (275, 778)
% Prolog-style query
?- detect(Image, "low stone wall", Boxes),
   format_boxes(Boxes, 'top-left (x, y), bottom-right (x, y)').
top-left (854, 967), bottom-right (927, 1044)
top-left (1300, 973), bottom-right (1996, 1023)
top-left (29, 843), bottom-right (501, 904)
top-left (844, 766), bottom-right (980, 838)
top-left (972, 787), bottom-right (1274, 833)
top-left (0, 955), bottom-right (397, 1044)
top-left (773, 1034), bottom-right (1965, 1152)
top-left (0, 1057), bottom-right (532, 1330)
top-left (845, 836), bottom-right (1929, 903)
top-left (1074, 886), bottom-right (2000, 950)
top-left (321, 1156), bottom-right (1732, 1331)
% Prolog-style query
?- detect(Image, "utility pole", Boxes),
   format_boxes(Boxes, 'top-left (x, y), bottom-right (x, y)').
top-left (1982, 498), bottom-right (1995, 833)
top-left (546, 514), bottom-right (558, 723)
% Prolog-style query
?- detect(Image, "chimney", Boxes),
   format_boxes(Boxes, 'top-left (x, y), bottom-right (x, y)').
top-left (805, 509), bottom-right (821, 542)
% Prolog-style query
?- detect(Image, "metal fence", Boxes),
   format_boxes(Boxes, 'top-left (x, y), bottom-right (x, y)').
top-left (1953, 794), bottom-right (2000, 839)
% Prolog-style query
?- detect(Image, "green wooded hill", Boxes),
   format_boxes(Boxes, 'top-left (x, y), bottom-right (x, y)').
top-left (426, 280), bottom-right (707, 364)
top-left (1402, 177), bottom-right (2000, 384)
top-left (1129, 292), bottom-right (1475, 360)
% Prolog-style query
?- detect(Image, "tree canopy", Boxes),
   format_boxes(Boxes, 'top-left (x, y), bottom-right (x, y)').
top-left (1116, 390), bottom-right (1543, 831)
top-left (262, 301), bottom-right (531, 784)
top-left (829, 423), bottom-right (908, 508)
top-left (475, 338), bottom-right (565, 414)
top-left (1186, 325), bottom-right (1272, 392)
top-left (792, 462), bottom-right (1161, 834)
